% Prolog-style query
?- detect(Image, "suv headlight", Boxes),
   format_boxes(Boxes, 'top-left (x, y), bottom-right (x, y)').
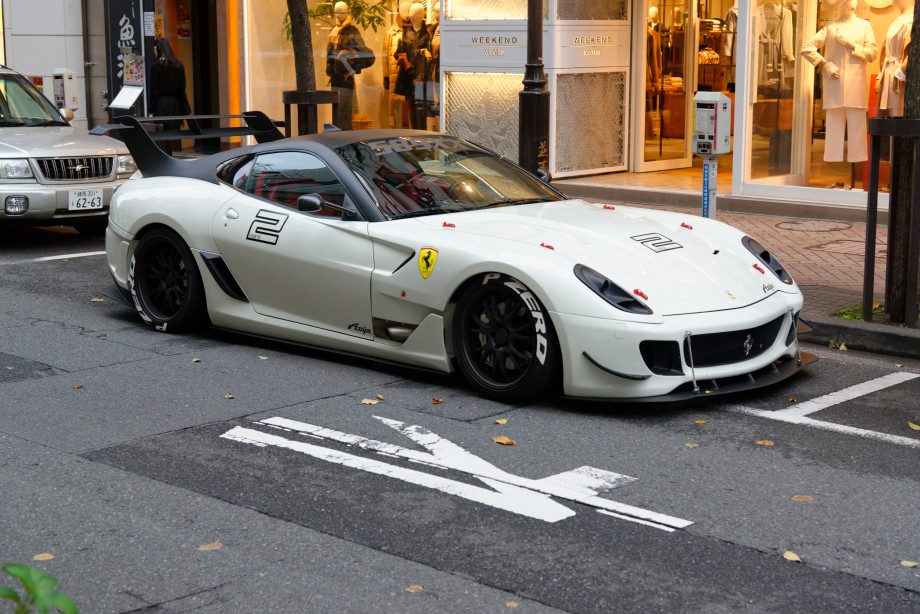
top-left (0, 159), bottom-right (33, 179)
top-left (574, 264), bottom-right (653, 315)
top-left (741, 236), bottom-right (794, 285)
top-left (117, 154), bottom-right (137, 175)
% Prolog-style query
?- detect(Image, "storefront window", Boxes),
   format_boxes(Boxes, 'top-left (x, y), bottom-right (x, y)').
top-left (748, 0), bottom-right (905, 192)
top-left (245, 0), bottom-right (440, 133)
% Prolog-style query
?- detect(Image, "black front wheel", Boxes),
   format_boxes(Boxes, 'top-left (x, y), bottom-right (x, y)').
top-left (452, 274), bottom-right (561, 403)
top-left (129, 227), bottom-right (207, 333)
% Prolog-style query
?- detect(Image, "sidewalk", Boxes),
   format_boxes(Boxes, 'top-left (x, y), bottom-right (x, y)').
top-left (571, 198), bottom-right (920, 360)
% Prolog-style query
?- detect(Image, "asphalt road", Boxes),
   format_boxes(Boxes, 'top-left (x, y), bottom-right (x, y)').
top-left (1, 226), bottom-right (919, 613)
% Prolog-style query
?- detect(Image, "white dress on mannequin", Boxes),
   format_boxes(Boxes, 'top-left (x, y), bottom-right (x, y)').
top-left (878, 12), bottom-right (912, 115)
top-left (802, 14), bottom-right (877, 162)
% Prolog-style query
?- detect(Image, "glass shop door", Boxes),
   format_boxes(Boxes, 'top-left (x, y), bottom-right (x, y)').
top-left (632, 0), bottom-right (698, 171)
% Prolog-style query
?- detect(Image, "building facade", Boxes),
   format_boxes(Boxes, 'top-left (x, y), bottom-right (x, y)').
top-left (5, 0), bottom-right (902, 212)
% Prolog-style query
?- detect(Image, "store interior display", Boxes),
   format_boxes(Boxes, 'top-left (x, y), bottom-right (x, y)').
top-left (801, 0), bottom-right (877, 163)
top-left (394, 2), bottom-right (433, 130)
top-left (326, 1), bottom-right (376, 131)
top-left (877, 0), bottom-right (912, 118)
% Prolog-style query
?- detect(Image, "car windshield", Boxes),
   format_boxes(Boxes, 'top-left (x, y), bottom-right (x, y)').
top-left (335, 136), bottom-right (562, 219)
top-left (0, 74), bottom-right (68, 127)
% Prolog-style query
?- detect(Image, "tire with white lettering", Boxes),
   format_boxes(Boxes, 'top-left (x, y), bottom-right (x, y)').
top-left (453, 273), bottom-right (561, 403)
top-left (129, 227), bottom-right (207, 333)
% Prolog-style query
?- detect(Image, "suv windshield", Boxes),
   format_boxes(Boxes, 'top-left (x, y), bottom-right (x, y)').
top-left (335, 136), bottom-right (562, 219)
top-left (0, 74), bottom-right (68, 127)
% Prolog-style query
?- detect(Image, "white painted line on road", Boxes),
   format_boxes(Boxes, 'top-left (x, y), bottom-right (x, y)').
top-left (3, 251), bottom-right (106, 265)
top-left (222, 426), bottom-right (576, 523)
top-left (727, 371), bottom-right (920, 448)
top-left (226, 416), bottom-right (694, 530)
top-left (597, 510), bottom-right (675, 532)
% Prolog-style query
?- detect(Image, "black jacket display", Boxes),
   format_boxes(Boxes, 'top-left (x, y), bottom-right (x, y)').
top-left (394, 25), bottom-right (431, 99)
top-left (326, 18), bottom-right (375, 90)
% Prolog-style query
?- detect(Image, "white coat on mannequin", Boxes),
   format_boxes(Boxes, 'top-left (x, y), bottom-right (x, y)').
top-left (877, 0), bottom-right (913, 116)
top-left (801, 0), bottom-right (878, 162)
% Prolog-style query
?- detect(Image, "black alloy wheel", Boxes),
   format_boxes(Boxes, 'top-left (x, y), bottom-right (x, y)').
top-left (453, 274), bottom-right (560, 403)
top-left (129, 227), bottom-right (207, 332)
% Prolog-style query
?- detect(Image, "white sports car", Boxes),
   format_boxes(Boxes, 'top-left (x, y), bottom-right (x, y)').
top-left (96, 114), bottom-right (813, 403)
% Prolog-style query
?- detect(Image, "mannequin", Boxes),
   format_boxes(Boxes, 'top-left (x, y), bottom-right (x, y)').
top-left (648, 6), bottom-right (659, 31)
top-left (877, 0), bottom-right (913, 117)
top-left (394, 2), bottom-right (432, 129)
top-left (755, 0), bottom-right (794, 86)
top-left (723, 0), bottom-right (738, 60)
top-left (801, 0), bottom-right (877, 162)
top-left (326, 1), bottom-right (374, 130)
top-left (383, 1), bottom-right (413, 128)
top-left (427, 3), bottom-right (440, 130)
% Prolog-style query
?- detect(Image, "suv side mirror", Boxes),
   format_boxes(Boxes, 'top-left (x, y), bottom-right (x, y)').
top-left (297, 194), bottom-right (324, 213)
top-left (59, 108), bottom-right (74, 122)
top-left (535, 167), bottom-right (551, 184)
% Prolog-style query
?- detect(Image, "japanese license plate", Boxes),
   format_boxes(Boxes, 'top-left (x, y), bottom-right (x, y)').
top-left (68, 189), bottom-right (103, 211)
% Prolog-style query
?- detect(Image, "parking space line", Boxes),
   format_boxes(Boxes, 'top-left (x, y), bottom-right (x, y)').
top-left (3, 251), bottom-right (106, 265)
top-left (727, 371), bottom-right (920, 448)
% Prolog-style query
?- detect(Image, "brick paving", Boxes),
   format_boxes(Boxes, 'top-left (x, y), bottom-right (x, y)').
top-left (611, 202), bottom-right (888, 318)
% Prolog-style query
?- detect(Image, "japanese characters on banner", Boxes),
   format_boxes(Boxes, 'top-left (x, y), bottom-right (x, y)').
top-left (105, 0), bottom-right (155, 117)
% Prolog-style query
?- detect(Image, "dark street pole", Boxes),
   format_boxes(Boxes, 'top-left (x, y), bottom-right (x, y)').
top-left (519, 0), bottom-right (550, 180)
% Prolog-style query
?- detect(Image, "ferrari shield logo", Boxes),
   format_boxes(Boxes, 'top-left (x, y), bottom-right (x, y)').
top-left (419, 248), bottom-right (438, 279)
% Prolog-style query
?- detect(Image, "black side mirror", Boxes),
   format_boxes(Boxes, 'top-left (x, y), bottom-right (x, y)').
top-left (297, 194), bottom-right (324, 212)
top-left (536, 168), bottom-right (552, 184)
top-left (296, 193), bottom-right (356, 218)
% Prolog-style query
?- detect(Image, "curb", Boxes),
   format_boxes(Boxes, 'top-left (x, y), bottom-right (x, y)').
top-left (799, 314), bottom-right (920, 360)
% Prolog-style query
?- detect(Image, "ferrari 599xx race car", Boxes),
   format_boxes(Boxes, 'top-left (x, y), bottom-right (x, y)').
top-left (93, 113), bottom-right (813, 403)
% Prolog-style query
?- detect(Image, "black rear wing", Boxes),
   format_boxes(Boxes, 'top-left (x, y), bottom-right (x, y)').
top-left (89, 111), bottom-right (285, 184)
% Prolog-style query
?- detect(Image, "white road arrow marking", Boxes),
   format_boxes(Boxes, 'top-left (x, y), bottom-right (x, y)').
top-left (221, 416), bottom-right (693, 531)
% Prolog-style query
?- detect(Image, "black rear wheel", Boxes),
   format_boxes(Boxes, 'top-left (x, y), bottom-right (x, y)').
top-left (129, 227), bottom-right (207, 332)
top-left (453, 274), bottom-right (561, 403)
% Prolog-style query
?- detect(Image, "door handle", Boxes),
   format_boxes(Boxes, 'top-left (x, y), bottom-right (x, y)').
top-left (225, 208), bottom-right (239, 220)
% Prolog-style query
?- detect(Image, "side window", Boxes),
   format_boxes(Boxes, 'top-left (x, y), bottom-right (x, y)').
top-left (246, 151), bottom-right (348, 216)
top-left (216, 156), bottom-right (255, 189)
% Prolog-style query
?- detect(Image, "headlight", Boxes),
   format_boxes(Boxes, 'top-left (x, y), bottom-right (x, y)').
top-left (741, 236), bottom-right (794, 285)
top-left (117, 154), bottom-right (137, 175)
top-left (574, 264), bottom-right (653, 315)
top-left (0, 159), bottom-right (33, 179)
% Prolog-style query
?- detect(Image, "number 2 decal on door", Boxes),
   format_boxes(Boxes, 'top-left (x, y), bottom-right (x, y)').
top-left (247, 209), bottom-right (289, 245)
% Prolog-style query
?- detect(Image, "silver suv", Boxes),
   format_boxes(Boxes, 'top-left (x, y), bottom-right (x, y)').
top-left (0, 66), bottom-right (135, 235)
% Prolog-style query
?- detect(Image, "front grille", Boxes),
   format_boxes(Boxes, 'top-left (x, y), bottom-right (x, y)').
top-left (684, 315), bottom-right (786, 368)
top-left (36, 157), bottom-right (113, 181)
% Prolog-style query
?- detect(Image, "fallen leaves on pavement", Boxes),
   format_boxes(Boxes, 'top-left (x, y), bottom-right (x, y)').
top-left (790, 495), bottom-right (813, 502)
top-left (33, 553), bottom-right (54, 561)
top-left (685, 443), bottom-right (700, 448)
top-left (695, 420), bottom-right (707, 424)
top-left (361, 398), bottom-right (379, 405)
top-left (789, 396), bottom-right (797, 403)
top-left (908, 422), bottom-right (920, 431)
top-left (376, 394), bottom-right (384, 400)
top-left (493, 436), bottom-right (516, 446)
top-left (90, 298), bottom-right (105, 303)
top-left (197, 541), bottom-right (222, 551)
top-left (901, 560), bottom-right (919, 568)
top-left (431, 398), bottom-right (444, 404)
top-left (755, 440), bottom-right (775, 446)
top-left (192, 358), bottom-right (201, 363)
top-left (839, 343), bottom-right (848, 351)
top-left (494, 418), bottom-right (508, 425)
top-left (506, 603), bottom-right (519, 609)
top-left (258, 356), bottom-right (268, 360)
top-left (783, 550), bottom-right (802, 562)
top-left (404, 585), bottom-right (423, 593)
top-left (224, 393), bottom-right (234, 399)
top-left (73, 383), bottom-right (84, 390)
